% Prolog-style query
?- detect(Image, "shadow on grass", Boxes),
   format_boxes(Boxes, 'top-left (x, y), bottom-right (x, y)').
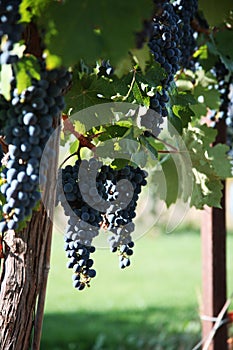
top-left (41, 306), bottom-right (200, 350)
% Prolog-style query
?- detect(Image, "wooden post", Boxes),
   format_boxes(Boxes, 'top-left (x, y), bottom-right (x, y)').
top-left (201, 118), bottom-right (228, 350)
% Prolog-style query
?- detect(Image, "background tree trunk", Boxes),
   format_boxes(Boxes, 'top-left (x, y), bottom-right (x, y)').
top-left (0, 127), bottom-right (60, 350)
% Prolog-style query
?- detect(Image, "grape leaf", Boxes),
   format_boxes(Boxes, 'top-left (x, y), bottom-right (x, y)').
top-left (111, 158), bottom-right (129, 169)
top-left (97, 125), bottom-right (129, 141)
top-left (170, 92), bottom-right (196, 127)
top-left (194, 45), bottom-right (218, 72)
top-left (138, 62), bottom-right (167, 88)
top-left (65, 73), bottom-right (113, 114)
top-left (213, 30), bottom-right (233, 72)
top-left (172, 105), bottom-right (194, 127)
top-left (40, 0), bottom-right (154, 67)
top-left (132, 81), bottom-right (144, 105)
top-left (199, 0), bottom-right (232, 26)
top-left (152, 124), bottom-right (231, 209)
top-left (183, 125), bottom-right (232, 209)
top-left (168, 113), bottom-right (183, 135)
top-left (190, 170), bottom-right (223, 209)
top-left (20, 0), bottom-right (50, 23)
top-left (131, 144), bottom-right (148, 168)
top-left (69, 140), bottom-right (79, 154)
top-left (114, 45), bottom-right (151, 77)
top-left (193, 70), bottom-right (220, 111)
top-left (15, 56), bottom-right (41, 93)
top-left (64, 66), bottom-right (136, 114)
top-left (139, 135), bottom-right (158, 159)
top-left (208, 144), bottom-right (232, 178)
top-left (0, 64), bottom-right (13, 100)
top-left (153, 155), bottom-right (179, 207)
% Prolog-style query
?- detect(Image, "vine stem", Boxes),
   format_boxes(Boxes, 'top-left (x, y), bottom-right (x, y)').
top-left (62, 114), bottom-right (96, 150)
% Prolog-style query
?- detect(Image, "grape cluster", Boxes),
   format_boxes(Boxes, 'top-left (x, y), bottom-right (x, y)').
top-left (0, 0), bottom-right (23, 65)
top-left (149, 2), bottom-right (182, 86)
top-left (57, 159), bottom-right (148, 290)
top-left (173, 0), bottom-right (198, 70)
top-left (141, 1), bottom-right (202, 136)
top-left (57, 159), bottom-right (105, 225)
top-left (145, 1), bottom-right (183, 134)
top-left (64, 218), bottom-right (98, 290)
top-left (102, 165), bottom-right (147, 269)
top-left (57, 159), bottom-right (107, 290)
top-left (0, 64), bottom-right (72, 233)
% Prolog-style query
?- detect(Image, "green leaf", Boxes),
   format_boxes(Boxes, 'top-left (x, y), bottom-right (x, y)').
top-left (170, 91), bottom-right (196, 128)
top-left (132, 81), bottom-right (144, 105)
top-left (182, 124), bottom-right (231, 209)
top-left (213, 29), bottom-right (233, 72)
top-left (45, 51), bottom-right (62, 70)
top-left (19, 0), bottom-right (50, 23)
top-left (208, 144), bottom-right (232, 178)
top-left (131, 145), bottom-right (148, 167)
top-left (73, 120), bottom-right (86, 135)
top-left (130, 45), bottom-right (151, 74)
top-left (189, 103), bottom-right (207, 119)
top-left (199, 0), bottom-right (233, 26)
top-left (168, 113), bottom-right (183, 135)
top-left (15, 56), bottom-right (41, 93)
top-left (139, 135), bottom-right (158, 159)
top-left (0, 64), bottom-right (13, 100)
top-left (170, 91), bottom-right (196, 106)
top-left (193, 70), bottom-right (220, 110)
top-left (111, 158), bottom-right (129, 169)
top-left (193, 45), bottom-right (208, 60)
top-left (95, 142), bottom-right (115, 158)
top-left (190, 170), bottom-right (223, 209)
top-left (20, 0), bottom-right (49, 23)
top-left (114, 45), bottom-right (151, 77)
top-left (98, 125), bottom-right (129, 141)
top-left (195, 45), bottom-right (218, 72)
top-left (69, 140), bottom-right (79, 154)
top-left (40, 0), bottom-right (153, 67)
top-left (172, 105), bottom-right (194, 127)
top-left (154, 156), bottom-right (179, 207)
top-left (65, 72), bottom-right (112, 114)
top-left (140, 62), bottom-right (166, 88)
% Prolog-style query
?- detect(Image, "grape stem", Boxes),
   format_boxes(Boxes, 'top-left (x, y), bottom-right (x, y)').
top-left (154, 135), bottom-right (179, 152)
top-left (191, 18), bottom-right (211, 35)
top-left (122, 69), bottom-right (136, 101)
top-left (59, 151), bottom-right (80, 168)
top-left (62, 114), bottom-right (96, 150)
top-left (158, 150), bottom-right (180, 154)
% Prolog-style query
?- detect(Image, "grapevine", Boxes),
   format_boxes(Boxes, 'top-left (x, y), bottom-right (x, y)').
top-left (0, 4), bottom-right (232, 349)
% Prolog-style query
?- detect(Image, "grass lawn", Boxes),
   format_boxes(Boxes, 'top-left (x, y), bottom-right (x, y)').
top-left (41, 226), bottom-right (233, 350)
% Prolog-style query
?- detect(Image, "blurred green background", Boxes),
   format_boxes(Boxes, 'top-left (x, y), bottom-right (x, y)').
top-left (41, 223), bottom-right (233, 350)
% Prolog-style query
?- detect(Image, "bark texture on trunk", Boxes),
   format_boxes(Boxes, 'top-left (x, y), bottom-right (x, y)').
top-left (0, 128), bottom-right (60, 350)
top-left (0, 208), bottom-right (52, 350)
